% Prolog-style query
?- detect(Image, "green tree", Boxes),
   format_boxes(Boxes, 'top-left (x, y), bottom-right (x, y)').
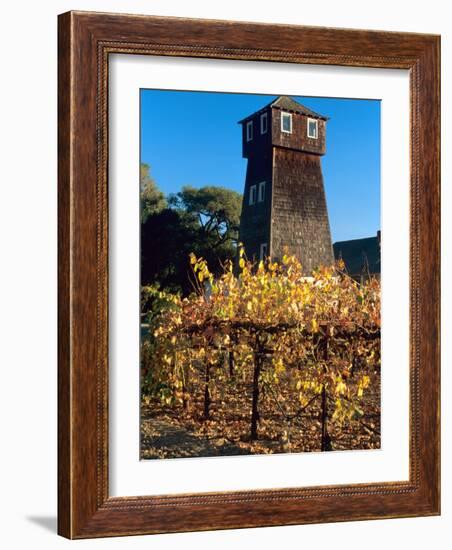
top-left (141, 182), bottom-right (243, 296)
top-left (169, 185), bottom-right (242, 249)
top-left (140, 163), bottom-right (166, 222)
top-left (141, 207), bottom-right (199, 295)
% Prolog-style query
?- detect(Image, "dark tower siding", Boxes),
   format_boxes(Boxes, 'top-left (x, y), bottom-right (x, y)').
top-left (271, 110), bottom-right (326, 155)
top-left (271, 148), bottom-right (333, 272)
top-left (238, 97), bottom-right (333, 273)
top-left (238, 151), bottom-right (272, 261)
top-left (242, 108), bottom-right (272, 158)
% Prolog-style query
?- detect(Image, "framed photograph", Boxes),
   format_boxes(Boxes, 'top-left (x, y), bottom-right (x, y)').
top-left (58, 11), bottom-right (440, 538)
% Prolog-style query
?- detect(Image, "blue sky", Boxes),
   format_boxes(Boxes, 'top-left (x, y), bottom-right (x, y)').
top-left (140, 90), bottom-right (380, 243)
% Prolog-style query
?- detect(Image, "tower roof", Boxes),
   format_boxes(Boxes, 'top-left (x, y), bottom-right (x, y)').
top-left (238, 95), bottom-right (329, 124)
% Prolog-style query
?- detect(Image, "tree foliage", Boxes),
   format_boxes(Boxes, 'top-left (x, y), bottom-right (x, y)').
top-left (142, 250), bottom-right (381, 453)
top-left (141, 207), bottom-right (199, 295)
top-left (140, 163), bottom-right (167, 223)
top-left (141, 181), bottom-right (242, 295)
top-left (169, 185), bottom-right (242, 249)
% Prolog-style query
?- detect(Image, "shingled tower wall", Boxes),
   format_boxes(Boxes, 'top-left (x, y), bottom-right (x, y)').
top-left (238, 96), bottom-right (334, 274)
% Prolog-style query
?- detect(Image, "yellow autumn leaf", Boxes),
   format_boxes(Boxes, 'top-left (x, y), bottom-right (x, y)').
top-left (335, 380), bottom-right (347, 395)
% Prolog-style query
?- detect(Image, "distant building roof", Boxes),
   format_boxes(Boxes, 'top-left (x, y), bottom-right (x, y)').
top-left (238, 95), bottom-right (329, 124)
top-left (333, 235), bottom-right (380, 275)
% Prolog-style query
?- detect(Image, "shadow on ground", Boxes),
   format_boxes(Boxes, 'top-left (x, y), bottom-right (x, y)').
top-left (141, 417), bottom-right (249, 459)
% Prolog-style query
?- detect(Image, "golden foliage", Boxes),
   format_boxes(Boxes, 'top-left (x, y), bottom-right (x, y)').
top-left (142, 249), bottom-right (380, 447)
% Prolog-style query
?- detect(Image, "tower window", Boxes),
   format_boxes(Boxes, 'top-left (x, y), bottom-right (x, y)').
top-left (258, 181), bottom-right (266, 202)
top-left (281, 112), bottom-right (292, 133)
top-left (246, 120), bottom-right (253, 142)
top-left (249, 184), bottom-right (257, 205)
top-left (307, 118), bottom-right (318, 139)
top-left (260, 243), bottom-right (268, 261)
top-left (260, 112), bottom-right (268, 134)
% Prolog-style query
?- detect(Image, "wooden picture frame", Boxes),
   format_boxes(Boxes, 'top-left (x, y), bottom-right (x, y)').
top-left (58, 11), bottom-right (440, 539)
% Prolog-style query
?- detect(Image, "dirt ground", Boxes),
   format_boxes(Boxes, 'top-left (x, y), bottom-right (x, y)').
top-left (141, 367), bottom-right (380, 460)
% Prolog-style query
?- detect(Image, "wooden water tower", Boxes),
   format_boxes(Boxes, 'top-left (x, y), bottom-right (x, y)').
top-left (238, 96), bottom-right (334, 274)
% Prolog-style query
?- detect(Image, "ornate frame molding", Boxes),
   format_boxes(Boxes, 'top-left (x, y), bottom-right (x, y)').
top-left (58, 11), bottom-right (440, 538)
